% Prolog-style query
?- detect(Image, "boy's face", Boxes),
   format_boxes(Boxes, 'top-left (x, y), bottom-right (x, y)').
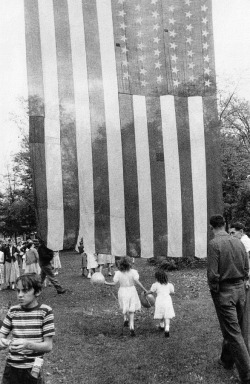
top-left (16, 281), bottom-right (40, 309)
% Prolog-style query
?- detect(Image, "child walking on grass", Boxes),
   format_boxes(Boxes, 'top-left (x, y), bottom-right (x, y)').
top-left (0, 273), bottom-right (55, 384)
top-left (148, 269), bottom-right (175, 338)
top-left (105, 256), bottom-right (147, 336)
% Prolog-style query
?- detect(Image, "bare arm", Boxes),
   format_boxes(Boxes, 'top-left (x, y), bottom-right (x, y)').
top-left (10, 336), bottom-right (53, 354)
top-left (105, 281), bottom-right (116, 286)
top-left (134, 279), bottom-right (147, 292)
top-left (0, 332), bottom-right (10, 349)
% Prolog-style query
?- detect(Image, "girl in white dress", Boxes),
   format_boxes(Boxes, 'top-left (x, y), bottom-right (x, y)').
top-left (148, 269), bottom-right (175, 338)
top-left (105, 257), bottom-right (147, 336)
top-left (52, 251), bottom-right (62, 275)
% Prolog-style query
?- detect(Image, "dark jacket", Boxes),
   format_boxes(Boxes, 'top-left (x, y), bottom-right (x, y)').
top-left (4, 246), bottom-right (18, 263)
top-left (38, 243), bottom-right (54, 266)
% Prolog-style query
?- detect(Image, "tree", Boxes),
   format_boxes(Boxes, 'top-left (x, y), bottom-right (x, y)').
top-left (0, 100), bottom-right (36, 238)
top-left (219, 91), bottom-right (250, 229)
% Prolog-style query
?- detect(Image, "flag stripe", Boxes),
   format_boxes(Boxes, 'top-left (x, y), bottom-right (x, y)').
top-left (38, 0), bottom-right (64, 250)
top-left (203, 95), bottom-right (223, 243)
top-left (68, 0), bottom-right (95, 253)
top-left (96, 0), bottom-right (126, 256)
top-left (175, 97), bottom-right (195, 257)
top-left (146, 97), bottom-right (168, 256)
top-left (133, 95), bottom-right (154, 258)
top-left (24, 0), bottom-right (48, 245)
top-left (160, 95), bottom-right (183, 258)
top-left (82, 0), bottom-right (111, 253)
top-left (188, 96), bottom-right (207, 258)
top-left (53, 0), bottom-right (79, 249)
top-left (119, 94), bottom-right (141, 257)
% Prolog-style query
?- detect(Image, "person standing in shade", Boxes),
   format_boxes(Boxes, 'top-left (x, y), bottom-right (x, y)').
top-left (37, 239), bottom-right (66, 295)
top-left (4, 240), bottom-right (19, 290)
top-left (230, 222), bottom-right (250, 353)
top-left (208, 214), bottom-right (250, 384)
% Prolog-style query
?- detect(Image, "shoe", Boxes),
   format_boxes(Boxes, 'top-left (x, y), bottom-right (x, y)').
top-left (124, 320), bottom-right (129, 327)
top-left (57, 289), bottom-right (67, 294)
top-left (130, 329), bottom-right (135, 337)
top-left (217, 359), bottom-right (234, 370)
top-left (87, 273), bottom-right (91, 279)
top-left (165, 331), bottom-right (170, 338)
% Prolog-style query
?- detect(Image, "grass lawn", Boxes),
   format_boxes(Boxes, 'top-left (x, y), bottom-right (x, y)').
top-left (0, 252), bottom-right (241, 384)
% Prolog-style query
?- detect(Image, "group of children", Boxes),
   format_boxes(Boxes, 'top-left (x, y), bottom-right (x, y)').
top-left (0, 256), bottom-right (174, 384)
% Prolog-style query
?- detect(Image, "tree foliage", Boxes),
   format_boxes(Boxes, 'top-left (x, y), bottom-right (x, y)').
top-left (219, 91), bottom-right (250, 229)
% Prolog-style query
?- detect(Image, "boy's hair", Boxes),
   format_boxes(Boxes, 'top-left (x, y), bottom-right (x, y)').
top-left (155, 269), bottom-right (168, 284)
top-left (230, 222), bottom-right (245, 231)
top-left (118, 257), bottom-right (132, 272)
top-left (16, 273), bottom-right (42, 294)
top-left (209, 214), bottom-right (225, 229)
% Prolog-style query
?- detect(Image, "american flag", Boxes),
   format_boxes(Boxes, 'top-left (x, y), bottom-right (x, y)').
top-left (25, 0), bottom-right (222, 258)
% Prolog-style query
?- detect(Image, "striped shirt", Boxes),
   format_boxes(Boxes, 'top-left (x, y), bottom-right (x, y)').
top-left (0, 304), bottom-right (55, 368)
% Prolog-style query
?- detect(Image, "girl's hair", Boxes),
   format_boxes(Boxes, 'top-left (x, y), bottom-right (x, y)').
top-left (26, 242), bottom-right (34, 249)
top-left (16, 273), bottom-right (42, 294)
top-left (155, 269), bottom-right (168, 285)
top-left (118, 257), bottom-right (132, 272)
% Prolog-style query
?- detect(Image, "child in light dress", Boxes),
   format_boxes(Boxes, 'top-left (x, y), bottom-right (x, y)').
top-left (86, 252), bottom-right (98, 279)
top-left (148, 269), bottom-right (175, 338)
top-left (105, 256), bottom-right (147, 336)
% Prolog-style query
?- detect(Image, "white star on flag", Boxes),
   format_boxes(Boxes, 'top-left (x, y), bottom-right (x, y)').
top-left (170, 42), bottom-right (177, 50)
top-left (122, 46), bottom-right (128, 54)
top-left (172, 66), bottom-right (179, 74)
top-left (189, 75), bottom-right (196, 82)
top-left (118, 0), bottom-right (125, 3)
top-left (204, 67), bottom-right (211, 75)
top-left (202, 17), bottom-right (208, 24)
top-left (153, 37), bottom-right (161, 44)
top-left (173, 79), bottom-right (180, 87)
top-left (135, 5), bottom-right (141, 11)
top-left (152, 11), bottom-right (159, 19)
top-left (185, 0), bottom-right (191, 6)
top-left (154, 49), bottom-right (161, 56)
top-left (140, 68), bottom-right (147, 75)
top-left (186, 24), bottom-right (193, 31)
top-left (205, 79), bottom-right (211, 87)
top-left (151, 0), bottom-right (158, 4)
top-left (155, 61), bottom-right (162, 69)
top-left (169, 6), bottom-right (175, 12)
top-left (203, 42), bottom-right (209, 50)
top-left (120, 35), bottom-right (127, 42)
top-left (138, 55), bottom-right (146, 62)
top-left (185, 12), bottom-right (192, 18)
top-left (187, 50), bottom-right (194, 57)
top-left (138, 42), bottom-right (146, 50)
top-left (202, 30), bottom-right (209, 37)
top-left (136, 17), bottom-right (143, 25)
top-left (169, 18), bottom-right (176, 25)
top-left (157, 75), bottom-right (163, 83)
top-left (153, 24), bottom-right (160, 31)
top-left (122, 60), bottom-right (128, 66)
top-left (188, 62), bottom-right (195, 69)
top-left (201, 5), bottom-right (208, 12)
top-left (204, 55), bottom-right (210, 62)
top-left (137, 31), bottom-right (143, 38)
top-left (186, 37), bottom-right (193, 44)
top-left (120, 23), bottom-right (127, 30)
top-left (123, 72), bottom-right (129, 79)
top-left (119, 10), bottom-right (126, 17)
top-left (171, 54), bottom-right (178, 62)
top-left (169, 30), bottom-right (177, 37)
top-left (141, 80), bottom-right (148, 87)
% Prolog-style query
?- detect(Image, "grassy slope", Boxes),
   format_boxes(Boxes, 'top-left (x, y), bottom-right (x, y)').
top-left (0, 252), bottom-right (240, 384)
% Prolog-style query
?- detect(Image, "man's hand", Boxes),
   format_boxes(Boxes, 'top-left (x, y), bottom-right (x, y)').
top-left (9, 338), bottom-right (28, 352)
top-left (0, 338), bottom-right (10, 349)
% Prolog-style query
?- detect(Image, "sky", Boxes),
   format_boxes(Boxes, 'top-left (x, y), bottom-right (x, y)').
top-left (0, 0), bottom-right (250, 179)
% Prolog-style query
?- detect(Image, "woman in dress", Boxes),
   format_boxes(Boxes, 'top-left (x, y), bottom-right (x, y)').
top-left (25, 241), bottom-right (40, 275)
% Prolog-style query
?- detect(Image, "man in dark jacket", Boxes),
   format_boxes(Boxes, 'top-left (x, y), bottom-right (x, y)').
top-left (208, 214), bottom-right (250, 384)
top-left (38, 239), bottom-right (66, 294)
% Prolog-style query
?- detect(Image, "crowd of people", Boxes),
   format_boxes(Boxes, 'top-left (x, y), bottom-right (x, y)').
top-left (1, 215), bottom-right (250, 383)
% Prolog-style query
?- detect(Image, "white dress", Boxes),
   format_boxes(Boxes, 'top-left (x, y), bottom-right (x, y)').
top-left (53, 251), bottom-right (62, 269)
top-left (113, 269), bottom-right (141, 314)
top-left (86, 253), bottom-right (98, 269)
top-left (150, 282), bottom-right (175, 319)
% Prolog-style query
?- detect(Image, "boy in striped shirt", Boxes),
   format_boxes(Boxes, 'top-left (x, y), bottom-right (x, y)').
top-left (0, 273), bottom-right (55, 384)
